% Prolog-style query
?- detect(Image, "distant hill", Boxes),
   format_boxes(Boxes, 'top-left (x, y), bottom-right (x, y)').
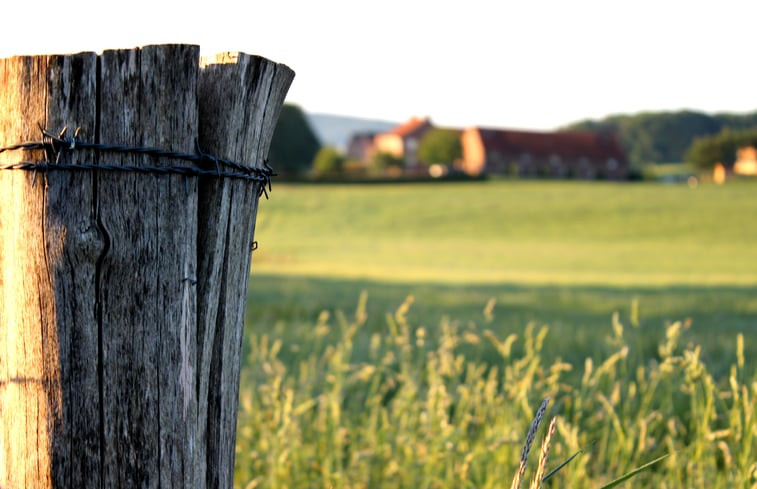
top-left (306, 112), bottom-right (397, 150)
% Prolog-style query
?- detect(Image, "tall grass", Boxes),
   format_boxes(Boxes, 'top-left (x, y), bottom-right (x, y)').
top-left (235, 294), bottom-right (756, 488)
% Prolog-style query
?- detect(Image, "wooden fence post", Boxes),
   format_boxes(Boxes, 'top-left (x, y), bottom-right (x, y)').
top-left (0, 51), bottom-right (100, 489)
top-left (197, 52), bottom-right (294, 489)
top-left (0, 44), bottom-right (293, 488)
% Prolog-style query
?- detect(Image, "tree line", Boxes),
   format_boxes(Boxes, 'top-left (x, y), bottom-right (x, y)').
top-left (267, 104), bottom-right (757, 176)
top-left (564, 110), bottom-right (757, 168)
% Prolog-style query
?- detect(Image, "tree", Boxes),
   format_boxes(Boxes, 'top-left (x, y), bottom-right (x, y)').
top-left (417, 128), bottom-right (462, 165)
top-left (686, 128), bottom-right (757, 169)
top-left (686, 135), bottom-right (731, 169)
top-left (371, 151), bottom-right (404, 170)
top-left (563, 110), bottom-right (734, 166)
top-left (312, 146), bottom-right (346, 176)
top-left (268, 104), bottom-right (321, 175)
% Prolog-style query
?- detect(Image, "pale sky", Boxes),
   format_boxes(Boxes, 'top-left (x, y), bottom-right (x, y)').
top-left (1, 0), bottom-right (755, 130)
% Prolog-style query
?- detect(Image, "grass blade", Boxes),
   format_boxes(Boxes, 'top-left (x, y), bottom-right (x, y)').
top-left (540, 448), bottom-right (582, 483)
top-left (598, 453), bottom-right (669, 489)
top-left (541, 439), bottom-right (597, 483)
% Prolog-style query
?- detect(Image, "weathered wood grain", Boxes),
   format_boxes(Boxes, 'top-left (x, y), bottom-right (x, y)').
top-left (0, 44), bottom-right (292, 489)
top-left (97, 44), bottom-right (200, 489)
top-left (197, 52), bottom-right (294, 489)
top-left (0, 52), bottom-right (100, 489)
top-left (44, 52), bottom-right (103, 489)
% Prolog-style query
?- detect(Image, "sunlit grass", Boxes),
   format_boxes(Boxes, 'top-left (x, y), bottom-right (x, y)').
top-left (235, 295), bottom-right (756, 488)
top-left (247, 275), bottom-right (757, 379)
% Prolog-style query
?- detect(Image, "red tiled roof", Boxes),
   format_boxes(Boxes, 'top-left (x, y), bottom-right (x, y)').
top-left (389, 117), bottom-right (432, 137)
top-left (476, 128), bottom-right (626, 161)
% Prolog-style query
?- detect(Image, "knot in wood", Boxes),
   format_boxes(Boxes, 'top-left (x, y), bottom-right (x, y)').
top-left (74, 225), bottom-right (106, 261)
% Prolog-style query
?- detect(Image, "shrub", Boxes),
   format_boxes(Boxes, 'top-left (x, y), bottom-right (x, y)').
top-left (312, 146), bottom-right (346, 176)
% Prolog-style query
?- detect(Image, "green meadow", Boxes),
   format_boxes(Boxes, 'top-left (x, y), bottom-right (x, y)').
top-left (236, 179), bottom-right (757, 487)
top-left (251, 179), bottom-right (757, 286)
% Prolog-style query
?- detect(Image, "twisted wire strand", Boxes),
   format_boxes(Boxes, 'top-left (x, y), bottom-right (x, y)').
top-left (0, 126), bottom-right (275, 197)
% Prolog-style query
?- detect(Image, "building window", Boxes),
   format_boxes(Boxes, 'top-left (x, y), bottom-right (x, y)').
top-left (606, 158), bottom-right (618, 171)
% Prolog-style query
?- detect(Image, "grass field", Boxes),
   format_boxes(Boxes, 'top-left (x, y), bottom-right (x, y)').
top-left (236, 179), bottom-right (757, 487)
top-left (251, 179), bottom-right (757, 285)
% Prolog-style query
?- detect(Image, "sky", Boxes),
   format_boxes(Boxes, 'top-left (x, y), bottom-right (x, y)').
top-left (1, 0), bottom-right (755, 131)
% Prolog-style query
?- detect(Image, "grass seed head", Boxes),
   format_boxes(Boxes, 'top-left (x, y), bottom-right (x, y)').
top-left (510, 397), bottom-right (550, 489)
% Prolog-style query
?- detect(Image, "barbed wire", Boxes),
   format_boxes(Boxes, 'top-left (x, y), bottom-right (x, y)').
top-left (0, 126), bottom-right (275, 198)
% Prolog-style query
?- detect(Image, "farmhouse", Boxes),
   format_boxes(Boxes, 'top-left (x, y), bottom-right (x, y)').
top-left (459, 127), bottom-right (628, 179)
top-left (372, 116), bottom-right (433, 167)
top-left (346, 131), bottom-right (378, 163)
top-left (351, 116), bottom-right (629, 179)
